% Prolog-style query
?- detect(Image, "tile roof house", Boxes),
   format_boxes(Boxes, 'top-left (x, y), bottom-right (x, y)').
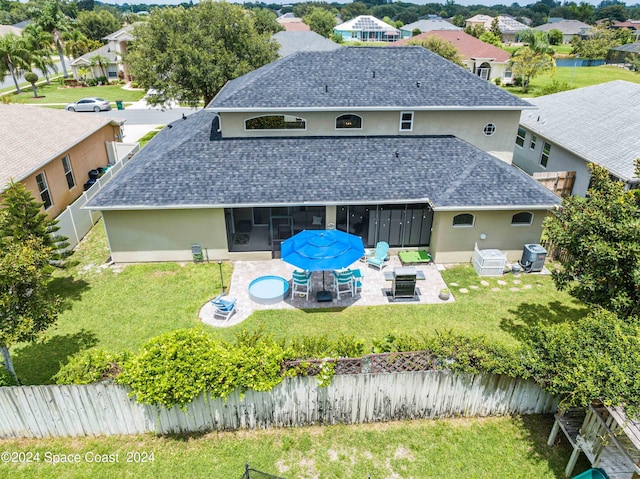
top-left (0, 104), bottom-right (124, 219)
top-left (390, 30), bottom-right (513, 84)
top-left (512, 81), bottom-right (640, 197)
top-left (534, 20), bottom-right (593, 43)
top-left (334, 15), bottom-right (399, 42)
top-left (273, 31), bottom-right (341, 57)
top-left (86, 47), bottom-right (559, 264)
top-left (399, 17), bottom-right (462, 39)
top-left (276, 13), bottom-right (310, 32)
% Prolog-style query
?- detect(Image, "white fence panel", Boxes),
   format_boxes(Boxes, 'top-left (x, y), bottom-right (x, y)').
top-left (0, 372), bottom-right (558, 438)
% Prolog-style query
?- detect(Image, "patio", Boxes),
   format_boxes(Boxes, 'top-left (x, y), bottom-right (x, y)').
top-left (199, 256), bottom-right (452, 327)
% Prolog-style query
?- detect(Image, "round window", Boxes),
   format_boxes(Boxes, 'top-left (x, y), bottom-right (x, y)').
top-left (483, 123), bottom-right (496, 136)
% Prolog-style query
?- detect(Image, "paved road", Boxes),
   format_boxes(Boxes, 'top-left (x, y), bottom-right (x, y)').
top-left (0, 60), bottom-right (65, 90)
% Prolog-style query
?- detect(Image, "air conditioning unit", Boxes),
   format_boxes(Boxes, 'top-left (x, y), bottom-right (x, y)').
top-left (520, 244), bottom-right (547, 273)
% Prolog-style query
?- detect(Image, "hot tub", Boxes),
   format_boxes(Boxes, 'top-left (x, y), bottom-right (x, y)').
top-left (248, 276), bottom-right (289, 304)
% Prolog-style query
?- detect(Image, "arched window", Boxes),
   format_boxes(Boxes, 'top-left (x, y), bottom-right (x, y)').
top-left (511, 212), bottom-right (533, 225)
top-left (336, 114), bottom-right (362, 129)
top-left (453, 213), bottom-right (474, 227)
top-left (245, 115), bottom-right (306, 130)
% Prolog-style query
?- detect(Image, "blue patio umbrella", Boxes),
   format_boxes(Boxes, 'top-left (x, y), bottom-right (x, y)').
top-left (281, 229), bottom-right (365, 294)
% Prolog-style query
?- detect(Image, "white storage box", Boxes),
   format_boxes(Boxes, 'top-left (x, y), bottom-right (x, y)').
top-left (472, 243), bottom-right (507, 276)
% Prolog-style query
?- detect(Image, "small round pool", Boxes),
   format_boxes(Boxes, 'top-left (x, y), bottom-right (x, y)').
top-left (248, 276), bottom-right (290, 305)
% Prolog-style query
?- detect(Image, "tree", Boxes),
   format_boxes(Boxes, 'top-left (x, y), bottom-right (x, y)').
top-left (0, 182), bottom-right (67, 381)
top-left (340, 2), bottom-right (368, 22)
top-left (22, 23), bottom-right (57, 85)
top-left (30, 0), bottom-right (70, 78)
top-left (24, 71), bottom-right (39, 97)
top-left (490, 17), bottom-right (502, 37)
top-left (464, 24), bottom-right (486, 38)
top-left (479, 31), bottom-right (502, 47)
top-left (0, 33), bottom-right (31, 93)
top-left (571, 25), bottom-right (619, 60)
top-left (250, 8), bottom-right (283, 36)
top-left (544, 163), bottom-right (640, 319)
top-left (89, 53), bottom-right (109, 79)
top-left (127, 1), bottom-right (279, 107)
top-left (548, 28), bottom-right (563, 45)
top-left (509, 46), bottom-right (555, 91)
top-left (62, 29), bottom-right (91, 59)
top-left (76, 9), bottom-right (122, 42)
top-left (408, 36), bottom-right (465, 67)
top-left (302, 7), bottom-right (337, 38)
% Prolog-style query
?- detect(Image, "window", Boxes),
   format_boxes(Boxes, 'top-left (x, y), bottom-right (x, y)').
top-left (452, 213), bottom-right (474, 227)
top-left (61, 155), bottom-right (75, 189)
top-left (245, 115), bottom-right (306, 130)
top-left (35, 172), bottom-right (52, 209)
top-left (483, 123), bottom-right (496, 136)
top-left (511, 212), bottom-right (533, 225)
top-left (530, 135), bottom-right (537, 150)
top-left (516, 127), bottom-right (526, 148)
top-left (335, 114), bottom-right (362, 129)
top-left (540, 142), bottom-right (551, 167)
top-left (399, 111), bottom-right (413, 131)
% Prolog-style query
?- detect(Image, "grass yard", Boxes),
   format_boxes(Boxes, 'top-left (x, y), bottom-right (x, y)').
top-left (0, 415), bottom-right (590, 478)
top-left (11, 221), bottom-right (588, 385)
top-left (504, 65), bottom-right (640, 97)
top-left (5, 82), bottom-right (145, 106)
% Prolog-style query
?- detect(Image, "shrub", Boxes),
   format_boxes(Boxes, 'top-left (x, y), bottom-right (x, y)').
top-left (86, 78), bottom-right (98, 87)
top-left (0, 367), bottom-right (18, 386)
top-left (53, 349), bottom-right (129, 385)
top-left (540, 79), bottom-right (573, 95)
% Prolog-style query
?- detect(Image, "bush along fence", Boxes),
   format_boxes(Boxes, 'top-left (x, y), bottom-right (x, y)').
top-left (0, 370), bottom-right (557, 439)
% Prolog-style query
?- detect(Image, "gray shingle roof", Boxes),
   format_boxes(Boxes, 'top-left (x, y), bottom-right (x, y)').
top-left (520, 80), bottom-right (640, 182)
top-left (208, 47), bottom-right (532, 111)
top-left (273, 31), bottom-right (341, 58)
top-left (87, 110), bottom-right (559, 210)
top-left (400, 19), bottom-right (462, 33)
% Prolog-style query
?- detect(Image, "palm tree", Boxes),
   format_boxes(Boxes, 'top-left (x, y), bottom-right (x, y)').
top-left (62, 30), bottom-right (90, 60)
top-left (0, 33), bottom-right (31, 93)
top-left (30, 0), bottom-right (70, 78)
top-left (90, 54), bottom-right (110, 79)
top-left (22, 24), bottom-right (57, 85)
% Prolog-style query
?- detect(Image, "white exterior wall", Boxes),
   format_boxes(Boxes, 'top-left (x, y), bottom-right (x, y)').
top-left (512, 126), bottom-right (590, 197)
top-left (220, 110), bottom-right (521, 163)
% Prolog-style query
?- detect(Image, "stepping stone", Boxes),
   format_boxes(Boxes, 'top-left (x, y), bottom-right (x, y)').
top-left (513, 280), bottom-right (522, 284)
top-left (497, 280), bottom-right (507, 285)
top-left (491, 287), bottom-right (500, 292)
top-left (449, 282), bottom-right (459, 287)
top-left (510, 287), bottom-right (520, 292)
top-left (459, 288), bottom-right (469, 293)
top-left (480, 280), bottom-right (490, 286)
top-left (523, 284), bottom-right (533, 289)
top-left (470, 285), bottom-right (479, 289)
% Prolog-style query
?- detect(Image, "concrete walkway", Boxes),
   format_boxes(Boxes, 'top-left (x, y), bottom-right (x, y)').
top-left (199, 256), bottom-right (451, 328)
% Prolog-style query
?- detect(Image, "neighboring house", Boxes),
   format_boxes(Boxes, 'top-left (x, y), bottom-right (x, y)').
top-left (534, 20), bottom-right (593, 43)
top-left (465, 14), bottom-right (529, 43)
top-left (512, 81), bottom-right (640, 197)
top-left (334, 15), bottom-right (399, 42)
top-left (390, 30), bottom-right (513, 84)
top-left (0, 25), bottom-right (22, 36)
top-left (276, 13), bottom-right (310, 32)
top-left (610, 20), bottom-right (640, 41)
top-left (69, 24), bottom-right (135, 82)
top-left (273, 31), bottom-right (341, 57)
top-left (86, 47), bottom-right (559, 264)
top-left (0, 104), bottom-right (124, 219)
top-left (606, 43), bottom-right (640, 66)
top-left (399, 17), bottom-right (462, 39)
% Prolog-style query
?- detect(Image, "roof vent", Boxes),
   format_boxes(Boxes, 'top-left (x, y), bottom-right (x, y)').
top-left (416, 81), bottom-right (421, 88)
top-left (372, 70), bottom-right (376, 78)
top-left (324, 84), bottom-right (328, 93)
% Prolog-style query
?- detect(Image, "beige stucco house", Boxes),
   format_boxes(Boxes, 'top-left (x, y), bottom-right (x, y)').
top-left (0, 104), bottom-right (124, 219)
top-left (87, 47), bottom-right (559, 264)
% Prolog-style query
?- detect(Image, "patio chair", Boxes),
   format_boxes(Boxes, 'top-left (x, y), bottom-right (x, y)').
top-left (351, 269), bottom-right (363, 296)
top-left (366, 242), bottom-right (390, 270)
top-left (333, 269), bottom-right (354, 299)
top-left (210, 294), bottom-right (237, 323)
top-left (292, 270), bottom-right (312, 300)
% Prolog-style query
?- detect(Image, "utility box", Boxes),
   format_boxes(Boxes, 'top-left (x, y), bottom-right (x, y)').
top-left (472, 243), bottom-right (507, 276)
top-left (520, 244), bottom-right (547, 272)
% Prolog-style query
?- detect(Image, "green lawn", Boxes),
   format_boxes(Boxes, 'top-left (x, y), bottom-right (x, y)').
top-left (11, 221), bottom-right (588, 385)
top-left (0, 415), bottom-right (590, 478)
top-left (5, 82), bottom-right (146, 105)
top-left (504, 65), bottom-right (640, 97)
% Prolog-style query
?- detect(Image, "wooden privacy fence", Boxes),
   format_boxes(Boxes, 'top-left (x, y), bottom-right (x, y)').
top-left (533, 170), bottom-right (576, 198)
top-left (0, 371), bottom-right (557, 439)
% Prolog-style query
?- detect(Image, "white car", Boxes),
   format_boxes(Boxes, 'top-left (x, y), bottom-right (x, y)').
top-left (65, 97), bottom-right (111, 112)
